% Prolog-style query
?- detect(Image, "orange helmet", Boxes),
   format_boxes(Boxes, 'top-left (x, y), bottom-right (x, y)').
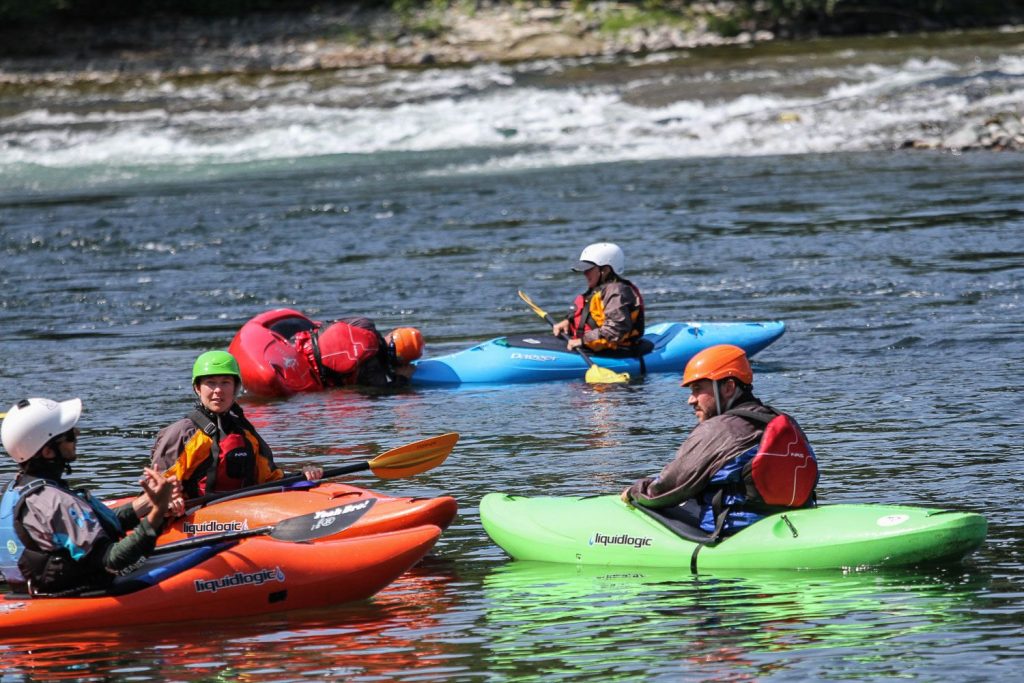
top-left (682, 344), bottom-right (753, 386)
top-left (389, 327), bottom-right (424, 363)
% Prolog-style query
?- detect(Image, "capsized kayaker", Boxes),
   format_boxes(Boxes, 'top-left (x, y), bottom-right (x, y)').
top-left (621, 344), bottom-right (819, 539)
top-left (292, 317), bottom-right (424, 388)
top-left (0, 397), bottom-right (182, 595)
top-left (151, 350), bottom-right (324, 499)
top-left (551, 242), bottom-right (646, 354)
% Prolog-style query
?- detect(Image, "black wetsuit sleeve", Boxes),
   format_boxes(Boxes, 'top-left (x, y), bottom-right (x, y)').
top-left (114, 502), bottom-right (141, 532)
top-left (100, 518), bottom-right (159, 572)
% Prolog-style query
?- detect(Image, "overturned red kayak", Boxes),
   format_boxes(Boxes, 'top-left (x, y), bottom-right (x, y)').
top-left (159, 482), bottom-right (458, 544)
top-left (228, 308), bottom-right (320, 396)
top-left (0, 524), bottom-right (441, 637)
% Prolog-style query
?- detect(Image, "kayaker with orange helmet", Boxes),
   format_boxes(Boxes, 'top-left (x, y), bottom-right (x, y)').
top-left (551, 242), bottom-right (645, 354)
top-left (151, 350), bottom-right (323, 499)
top-left (621, 344), bottom-right (818, 539)
top-left (291, 317), bottom-right (424, 388)
top-left (0, 398), bottom-right (181, 595)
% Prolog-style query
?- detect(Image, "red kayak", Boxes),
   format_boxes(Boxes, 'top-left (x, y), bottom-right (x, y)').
top-left (0, 524), bottom-right (441, 637)
top-left (159, 482), bottom-right (458, 544)
top-left (228, 308), bottom-right (321, 396)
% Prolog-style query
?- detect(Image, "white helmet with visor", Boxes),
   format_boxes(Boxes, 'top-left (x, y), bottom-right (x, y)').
top-left (1, 398), bottom-right (82, 463)
top-left (573, 242), bottom-right (625, 275)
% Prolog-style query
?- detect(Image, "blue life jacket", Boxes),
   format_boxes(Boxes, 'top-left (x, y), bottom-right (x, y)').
top-left (697, 407), bottom-right (818, 538)
top-left (0, 478), bottom-right (44, 585)
top-left (0, 476), bottom-right (123, 592)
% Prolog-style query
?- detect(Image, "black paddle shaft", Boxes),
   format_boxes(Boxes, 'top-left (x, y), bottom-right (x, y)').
top-left (531, 306), bottom-right (600, 367)
top-left (186, 461), bottom-right (371, 510)
top-left (153, 497), bottom-right (376, 555)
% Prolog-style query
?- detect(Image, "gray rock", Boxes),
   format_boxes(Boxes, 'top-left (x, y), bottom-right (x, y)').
top-left (942, 121), bottom-right (987, 150)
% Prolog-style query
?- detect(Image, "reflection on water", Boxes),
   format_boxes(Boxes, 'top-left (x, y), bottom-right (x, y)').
top-left (0, 558), bottom-right (1003, 680)
top-left (480, 561), bottom-right (990, 680)
top-left (0, 567), bottom-right (465, 681)
top-left (0, 57), bottom-right (1021, 676)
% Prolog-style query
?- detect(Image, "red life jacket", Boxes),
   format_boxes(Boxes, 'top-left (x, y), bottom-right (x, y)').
top-left (185, 408), bottom-right (261, 495)
top-left (698, 407), bottom-right (818, 538)
top-left (294, 322), bottom-right (381, 387)
top-left (569, 278), bottom-right (645, 351)
top-left (208, 432), bottom-right (252, 494)
top-left (745, 412), bottom-right (818, 508)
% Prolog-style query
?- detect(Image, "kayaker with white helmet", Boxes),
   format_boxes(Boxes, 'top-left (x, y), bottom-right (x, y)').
top-left (291, 317), bottom-right (424, 388)
top-left (151, 350), bottom-right (323, 499)
top-left (551, 242), bottom-right (646, 354)
top-left (621, 344), bottom-right (819, 539)
top-left (0, 398), bottom-right (181, 595)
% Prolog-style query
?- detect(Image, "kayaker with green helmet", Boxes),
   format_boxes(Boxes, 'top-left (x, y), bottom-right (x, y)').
top-left (551, 242), bottom-right (646, 354)
top-left (150, 350), bottom-right (323, 499)
top-left (0, 397), bottom-right (180, 595)
top-left (621, 344), bottom-right (818, 540)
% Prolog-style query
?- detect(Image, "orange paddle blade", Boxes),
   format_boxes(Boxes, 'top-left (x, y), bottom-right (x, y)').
top-left (367, 432), bottom-right (459, 479)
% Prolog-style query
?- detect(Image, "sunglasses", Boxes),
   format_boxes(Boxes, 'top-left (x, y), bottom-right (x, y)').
top-left (52, 428), bottom-right (78, 445)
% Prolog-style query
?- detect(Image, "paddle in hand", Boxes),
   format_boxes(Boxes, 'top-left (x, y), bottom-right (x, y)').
top-left (517, 290), bottom-right (630, 384)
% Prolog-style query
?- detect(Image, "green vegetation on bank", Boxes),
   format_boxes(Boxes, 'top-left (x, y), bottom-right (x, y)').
top-left (1, 0), bottom-right (1022, 36)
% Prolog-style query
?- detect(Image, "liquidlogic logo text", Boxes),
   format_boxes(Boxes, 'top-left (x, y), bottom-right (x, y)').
top-left (589, 532), bottom-right (653, 549)
top-left (194, 567), bottom-right (286, 593)
top-left (183, 519), bottom-right (248, 535)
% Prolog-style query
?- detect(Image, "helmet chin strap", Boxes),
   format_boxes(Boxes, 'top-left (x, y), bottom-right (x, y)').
top-left (712, 379), bottom-right (738, 417)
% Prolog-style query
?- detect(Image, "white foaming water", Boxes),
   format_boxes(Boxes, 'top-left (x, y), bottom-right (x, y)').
top-left (2, 36), bottom-right (1022, 192)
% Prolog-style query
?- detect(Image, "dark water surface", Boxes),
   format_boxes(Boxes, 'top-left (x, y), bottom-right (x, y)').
top-left (1, 143), bottom-right (1023, 677)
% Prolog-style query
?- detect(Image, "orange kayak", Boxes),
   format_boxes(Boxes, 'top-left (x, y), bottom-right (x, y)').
top-left (0, 524), bottom-right (440, 637)
top-left (157, 482), bottom-right (458, 544)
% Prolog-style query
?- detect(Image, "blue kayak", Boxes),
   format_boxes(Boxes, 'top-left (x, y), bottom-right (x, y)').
top-left (411, 321), bottom-right (785, 386)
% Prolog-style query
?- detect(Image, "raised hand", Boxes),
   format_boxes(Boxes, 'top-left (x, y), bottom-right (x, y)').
top-left (139, 467), bottom-right (175, 525)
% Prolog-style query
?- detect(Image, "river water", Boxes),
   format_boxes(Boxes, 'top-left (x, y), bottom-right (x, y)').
top-left (1, 27), bottom-right (1022, 681)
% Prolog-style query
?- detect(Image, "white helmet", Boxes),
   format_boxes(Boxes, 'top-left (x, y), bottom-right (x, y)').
top-left (1, 398), bottom-right (82, 464)
top-left (573, 242), bottom-right (625, 275)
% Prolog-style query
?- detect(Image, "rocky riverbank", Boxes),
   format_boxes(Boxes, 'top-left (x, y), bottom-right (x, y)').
top-left (1, 2), bottom-right (1021, 153)
top-left (0, 2), bottom-right (768, 79)
top-left (904, 112), bottom-right (1024, 152)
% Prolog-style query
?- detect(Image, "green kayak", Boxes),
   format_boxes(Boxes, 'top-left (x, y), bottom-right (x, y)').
top-left (479, 493), bottom-right (987, 571)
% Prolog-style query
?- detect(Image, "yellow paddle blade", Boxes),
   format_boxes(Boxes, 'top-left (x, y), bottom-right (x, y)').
top-left (520, 289), bottom-right (629, 384)
top-left (585, 365), bottom-right (631, 384)
top-left (367, 432), bottom-right (459, 479)
top-left (517, 290), bottom-right (549, 320)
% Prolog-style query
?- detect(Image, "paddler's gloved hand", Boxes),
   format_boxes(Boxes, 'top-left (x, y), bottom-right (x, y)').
top-left (620, 488), bottom-right (635, 506)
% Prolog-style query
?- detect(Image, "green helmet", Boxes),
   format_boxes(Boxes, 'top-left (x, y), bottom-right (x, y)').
top-left (192, 350), bottom-right (241, 384)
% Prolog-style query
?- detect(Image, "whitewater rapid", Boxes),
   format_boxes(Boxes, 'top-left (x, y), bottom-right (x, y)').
top-left (2, 29), bottom-right (1022, 194)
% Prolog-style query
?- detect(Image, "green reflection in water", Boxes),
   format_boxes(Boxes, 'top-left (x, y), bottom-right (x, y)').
top-left (480, 561), bottom-right (987, 681)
